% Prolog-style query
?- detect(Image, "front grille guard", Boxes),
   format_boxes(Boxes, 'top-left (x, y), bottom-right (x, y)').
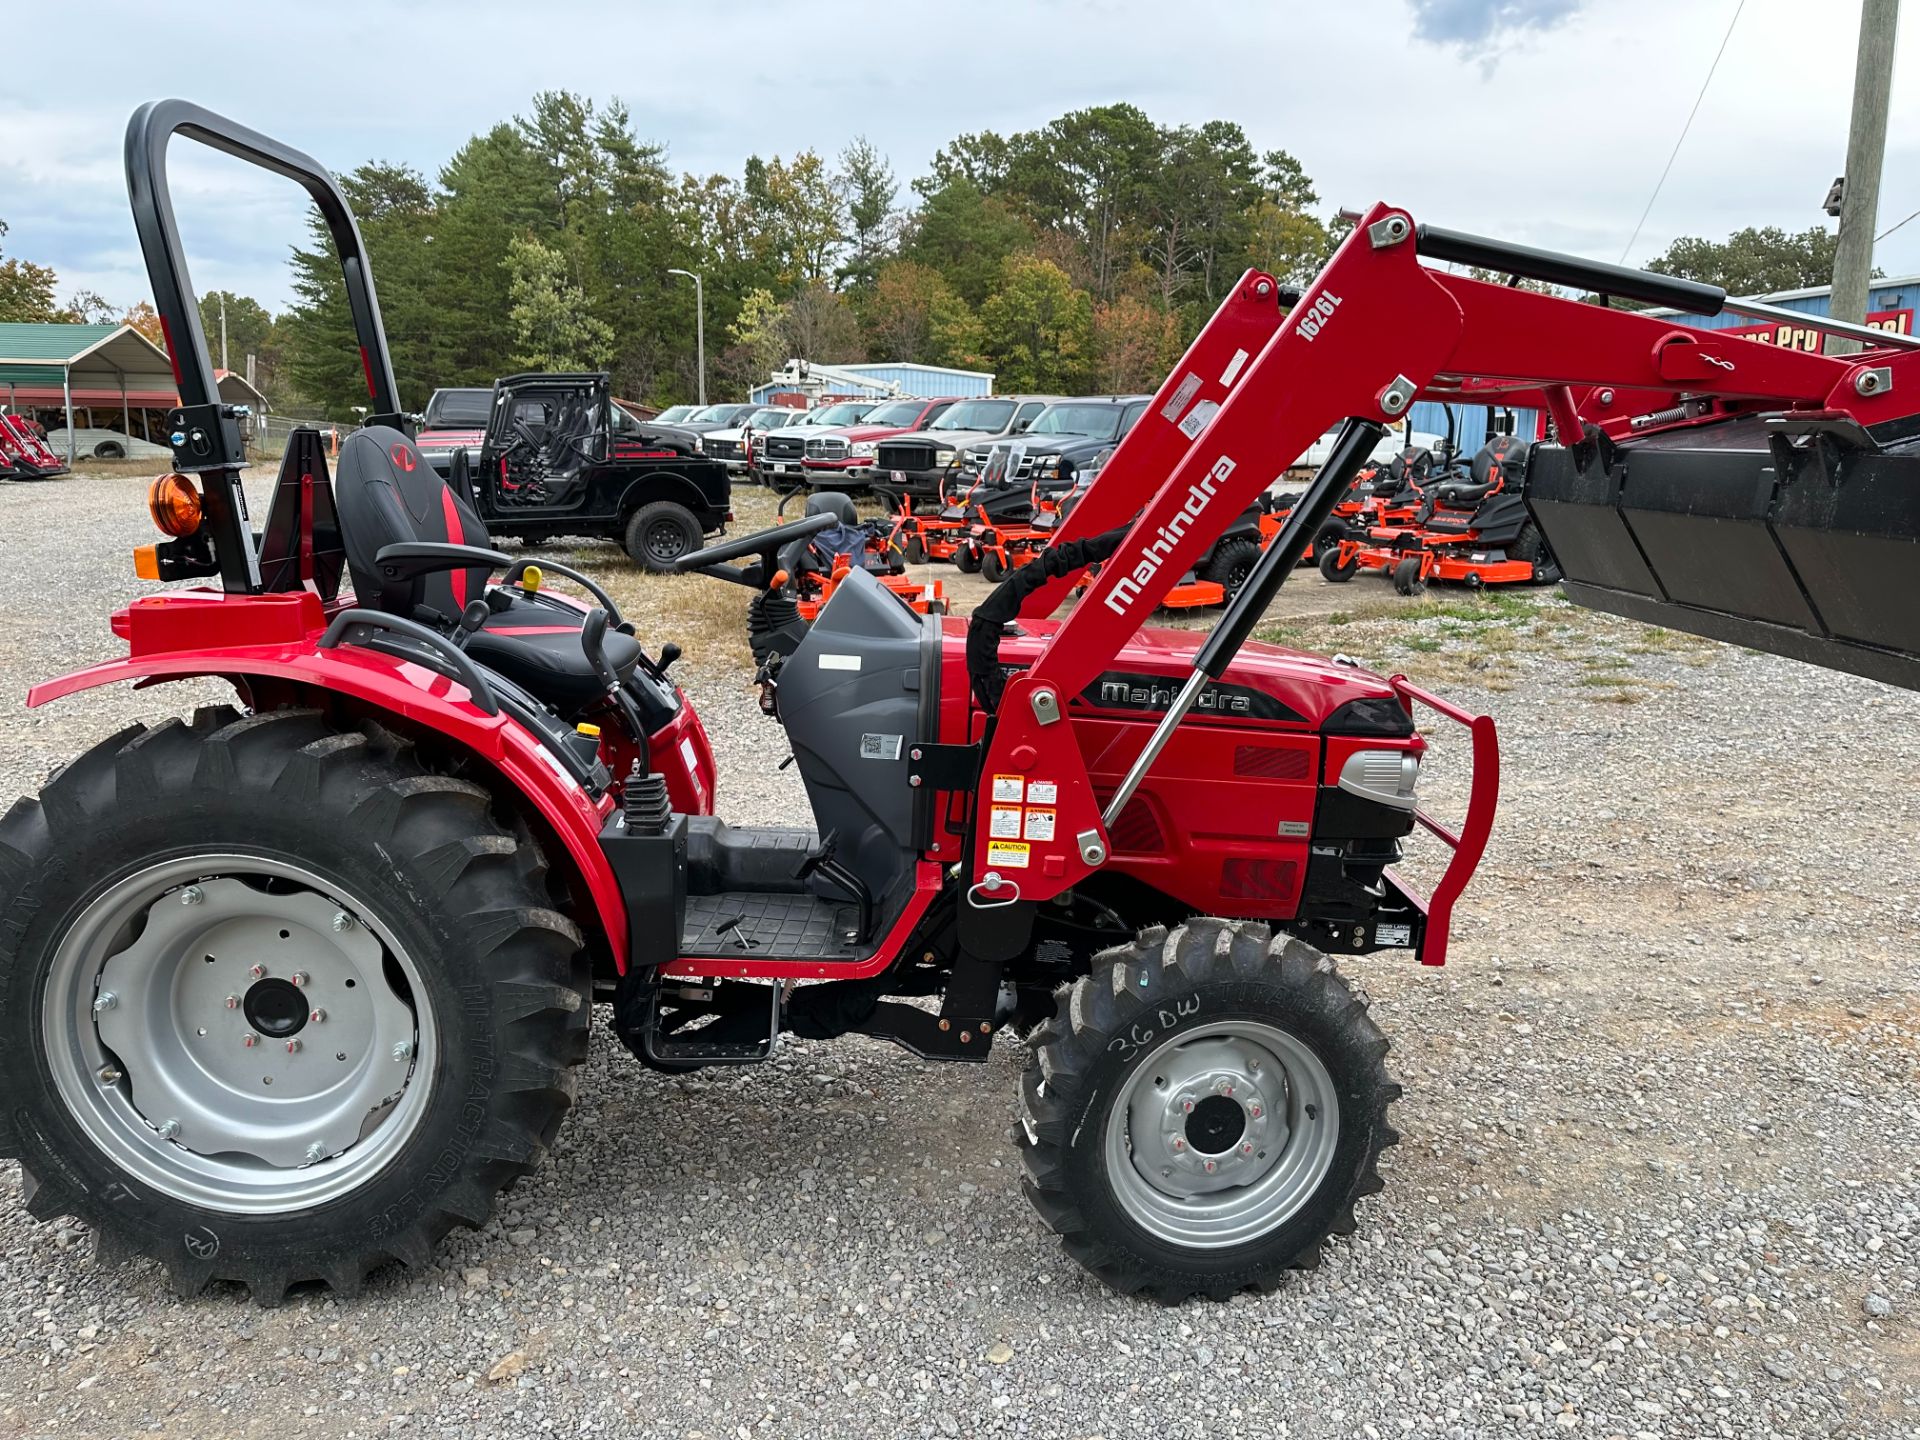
top-left (1385, 676), bottom-right (1499, 967)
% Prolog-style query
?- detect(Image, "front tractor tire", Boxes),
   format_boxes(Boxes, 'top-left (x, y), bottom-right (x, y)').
top-left (1017, 921), bottom-right (1398, 1303)
top-left (0, 707), bottom-right (590, 1304)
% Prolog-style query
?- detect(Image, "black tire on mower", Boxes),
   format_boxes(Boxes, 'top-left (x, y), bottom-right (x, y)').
top-left (1393, 555), bottom-right (1424, 596)
top-left (981, 548), bottom-right (1007, 583)
top-left (903, 532), bottom-right (927, 564)
top-left (1200, 537), bottom-right (1261, 596)
top-left (1318, 548), bottom-right (1358, 583)
top-left (1017, 920), bottom-right (1398, 1303)
top-left (0, 707), bottom-right (589, 1305)
top-left (955, 544), bottom-right (982, 574)
top-left (624, 500), bottom-right (704, 572)
top-left (1509, 521), bottom-right (1561, 585)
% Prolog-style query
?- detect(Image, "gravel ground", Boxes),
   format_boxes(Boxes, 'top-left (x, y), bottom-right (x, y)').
top-left (0, 470), bottom-right (1916, 1438)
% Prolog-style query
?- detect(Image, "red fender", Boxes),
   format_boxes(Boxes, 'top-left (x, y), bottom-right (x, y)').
top-left (27, 590), bottom-right (634, 971)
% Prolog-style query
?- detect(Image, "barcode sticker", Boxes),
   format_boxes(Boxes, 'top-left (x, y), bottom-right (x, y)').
top-left (1179, 399), bottom-right (1220, 440)
top-left (860, 733), bottom-right (903, 761)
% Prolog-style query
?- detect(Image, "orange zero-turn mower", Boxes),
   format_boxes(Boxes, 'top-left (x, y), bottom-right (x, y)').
top-left (1318, 434), bottom-right (1556, 593)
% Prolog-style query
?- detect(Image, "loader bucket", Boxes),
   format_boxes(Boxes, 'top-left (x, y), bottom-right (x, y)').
top-left (1526, 425), bottom-right (1920, 692)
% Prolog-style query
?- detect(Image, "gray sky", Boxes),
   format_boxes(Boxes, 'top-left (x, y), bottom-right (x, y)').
top-left (4, 0), bottom-right (1915, 315)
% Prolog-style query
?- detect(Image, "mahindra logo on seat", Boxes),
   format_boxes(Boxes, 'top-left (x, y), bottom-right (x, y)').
top-left (1104, 455), bottom-right (1236, 617)
top-left (390, 444), bottom-right (418, 472)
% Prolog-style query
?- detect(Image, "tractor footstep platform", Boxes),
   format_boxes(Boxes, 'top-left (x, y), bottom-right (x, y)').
top-left (681, 891), bottom-right (863, 960)
top-left (645, 981), bottom-right (782, 1065)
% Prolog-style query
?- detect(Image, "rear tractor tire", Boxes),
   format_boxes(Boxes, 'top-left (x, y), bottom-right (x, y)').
top-left (1201, 537), bottom-right (1261, 597)
top-left (1017, 921), bottom-right (1399, 1302)
top-left (0, 707), bottom-right (590, 1304)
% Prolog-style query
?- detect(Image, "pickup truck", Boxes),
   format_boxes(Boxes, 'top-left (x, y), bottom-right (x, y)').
top-left (801, 396), bottom-right (961, 491)
top-left (755, 401), bottom-right (880, 484)
top-left (870, 394), bottom-right (1063, 500)
top-left (700, 405), bottom-right (807, 473)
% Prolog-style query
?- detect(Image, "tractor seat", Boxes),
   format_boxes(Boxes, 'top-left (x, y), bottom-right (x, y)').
top-left (1434, 480), bottom-right (1497, 506)
top-left (334, 426), bottom-right (640, 712)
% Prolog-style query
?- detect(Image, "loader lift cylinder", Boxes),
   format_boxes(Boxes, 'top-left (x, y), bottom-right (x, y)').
top-left (1102, 418), bottom-right (1386, 827)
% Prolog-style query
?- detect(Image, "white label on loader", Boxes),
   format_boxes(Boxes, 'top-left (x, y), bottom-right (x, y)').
top-left (1160, 372), bottom-right (1202, 422)
top-left (1025, 780), bottom-right (1058, 805)
top-left (1023, 808), bottom-right (1057, 842)
top-left (860, 733), bottom-right (903, 761)
top-left (1179, 400), bottom-right (1220, 440)
top-left (679, 737), bottom-right (699, 776)
top-left (989, 806), bottom-right (1023, 839)
top-left (1376, 923), bottom-right (1412, 947)
top-left (991, 774), bottom-right (1025, 803)
top-left (818, 653), bottom-right (861, 671)
top-left (1220, 348), bottom-right (1250, 386)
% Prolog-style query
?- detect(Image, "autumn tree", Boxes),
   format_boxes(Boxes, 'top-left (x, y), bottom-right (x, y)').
top-left (0, 220), bottom-right (59, 322)
top-left (755, 151), bottom-right (848, 284)
top-left (1093, 297), bottom-right (1180, 391)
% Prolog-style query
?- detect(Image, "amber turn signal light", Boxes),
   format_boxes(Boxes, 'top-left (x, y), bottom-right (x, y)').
top-left (133, 544), bottom-right (160, 580)
top-left (147, 473), bottom-right (202, 537)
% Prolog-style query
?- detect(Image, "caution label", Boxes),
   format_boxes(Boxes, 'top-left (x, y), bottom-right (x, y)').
top-left (991, 774), bottom-right (1025, 803)
top-left (1023, 808), bottom-right (1056, 842)
top-left (989, 806), bottom-right (1023, 839)
top-left (987, 840), bottom-right (1031, 869)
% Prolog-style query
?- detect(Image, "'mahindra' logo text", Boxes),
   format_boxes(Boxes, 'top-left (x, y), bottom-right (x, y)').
top-left (1104, 456), bottom-right (1236, 616)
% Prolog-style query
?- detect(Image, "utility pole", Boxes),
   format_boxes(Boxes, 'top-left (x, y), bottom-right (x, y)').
top-left (668, 268), bottom-right (706, 404)
top-left (1828, 0), bottom-right (1900, 353)
top-left (218, 291), bottom-right (229, 372)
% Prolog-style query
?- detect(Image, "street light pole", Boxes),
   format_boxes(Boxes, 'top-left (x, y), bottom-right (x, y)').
top-left (668, 268), bottom-right (706, 405)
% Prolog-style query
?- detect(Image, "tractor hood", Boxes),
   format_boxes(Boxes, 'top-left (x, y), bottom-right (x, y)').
top-left (984, 619), bottom-right (1404, 730)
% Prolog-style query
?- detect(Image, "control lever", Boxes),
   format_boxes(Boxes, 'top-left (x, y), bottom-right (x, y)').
top-left (656, 642), bottom-right (682, 672)
top-left (452, 599), bottom-right (490, 650)
top-left (583, 607), bottom-right (652, 753)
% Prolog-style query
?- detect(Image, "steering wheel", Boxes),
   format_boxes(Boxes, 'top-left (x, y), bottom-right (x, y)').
top-left (671, 511), bottom-right (837, 589)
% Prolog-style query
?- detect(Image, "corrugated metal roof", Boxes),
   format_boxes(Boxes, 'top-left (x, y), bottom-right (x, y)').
top-left (0, 322), bottom-right (123, 362)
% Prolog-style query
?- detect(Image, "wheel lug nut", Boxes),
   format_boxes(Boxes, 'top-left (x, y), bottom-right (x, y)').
top-left (180, 886), bottom-right (203, 906)
top-left (290, 971), bottom-right (309, 988)
top-left (309, 1008), bottom-right (326, 1024)
top-left (1182, 1100), bottom-right (1194, 1114)
top-left (1249, 1105), bottom-right (1262, 1119)
top-left (1203, 1158), bottom-right (1217, 1173)
top-left (304, 1142), bottom-right (327, 1163)
top-left (92, 991), bottom-right (117, 1013)
top-left (1171, 1137), bottom-right (1186, 1152)
top-left (331, 911), bottom-right (355, 933)
top-left (286, 1038), bottom-right (302, 1054)
top-left (225, 994), bottom-right (240, 1010)
top-left (1214, 1079), bottom-right (1233, 1096)
top-left (249, 964), bottom-right (267, 980)
top-left (156, 1119), bottom-right (180, 1140)
top-left (97, 1065), bottom-right (122, 1085)
top-left (243, 1033), bottom-right (258, 1048)
top-left (1240, 1141), bottom-right (1254, 1155)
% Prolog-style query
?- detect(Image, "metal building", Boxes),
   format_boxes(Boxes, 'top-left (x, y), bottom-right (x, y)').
top-left (748, 361), bottom-right (995, 405)
top-left (1644, 274), bottom-right (1917, 345)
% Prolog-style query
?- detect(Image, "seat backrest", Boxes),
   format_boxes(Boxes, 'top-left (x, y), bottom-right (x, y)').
top-left (335, 425), bottom-right (492, 619)
top-left (1469, 434), bottom-right (1530, 490)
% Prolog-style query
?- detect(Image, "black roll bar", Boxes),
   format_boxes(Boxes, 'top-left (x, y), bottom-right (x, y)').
top-left (1414, 224), bottom-right (1727, 316)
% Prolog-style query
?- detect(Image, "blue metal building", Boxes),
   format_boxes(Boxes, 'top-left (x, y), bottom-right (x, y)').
top-left (1643, 274), bottom-right (1918, 344)
top-left (1407, 399), bottom-right (1540, 457)
top-left (749, 361), bottom-right (995, 405)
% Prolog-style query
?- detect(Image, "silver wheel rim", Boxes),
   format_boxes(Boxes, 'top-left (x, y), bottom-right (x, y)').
top-left (1103, 1019), bottom-right (1339, 1250)
top-left (43, 855), bottom-right (438, 1215)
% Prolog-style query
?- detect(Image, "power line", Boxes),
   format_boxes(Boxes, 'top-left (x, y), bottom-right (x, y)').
top-left (1877, 204), bottom-right (1920, 243)
top-left (1618, 0), bottom-right (1748, 264)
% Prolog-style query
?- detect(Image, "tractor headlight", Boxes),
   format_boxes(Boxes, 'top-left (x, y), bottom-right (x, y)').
top-left (851, 441), bottom-right (877, 458)
top-left (1337, 748), bottom-right (1420, 809)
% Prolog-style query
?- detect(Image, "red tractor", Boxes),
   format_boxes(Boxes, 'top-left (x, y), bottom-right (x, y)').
top-left (5, 102), bottom-right (1916, 1309)
top-left (0, 412), bottom-right (67, 480)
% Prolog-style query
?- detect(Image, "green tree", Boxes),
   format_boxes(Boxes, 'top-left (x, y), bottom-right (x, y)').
top-left (503, 234), bottom-right (613, 372)
top-left (906, 179), bottom-right (1032, 308)
top-left (977, 255), bottom-right (1093, 391)
top-left (1645, 225), bottom-right (1842, 297)
top-left (59, 290), bottom-right (117, 324)
top-left (0, 220), bottom-right (60, 322)
top-left (838, 137), bottom-right (897, 290)
top-left (756, 151), bottom-right (848, 284)
top-left (197, 291), bottom-right (276, 367)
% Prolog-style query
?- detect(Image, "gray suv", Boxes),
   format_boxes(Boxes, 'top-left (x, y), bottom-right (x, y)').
top-left (871, 395), bottom-right (1063, 500)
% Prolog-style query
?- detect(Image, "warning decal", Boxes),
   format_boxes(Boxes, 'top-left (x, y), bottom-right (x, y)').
top-left (987, 840), bottom-right (1031, 869)
top-left (989, 806), bottom-right (1023, 839)
top-left (1023, 809), bottom-right (1056, 842)
top-left (1025, 780), bottom-right (1057, 805)
top-left (991, 774), bottom-right (1025, 803)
